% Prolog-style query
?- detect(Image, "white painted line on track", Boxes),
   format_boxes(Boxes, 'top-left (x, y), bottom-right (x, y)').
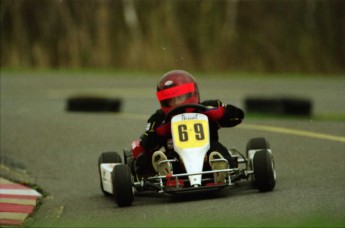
top-left (117, 112), bottom-right (345, 143)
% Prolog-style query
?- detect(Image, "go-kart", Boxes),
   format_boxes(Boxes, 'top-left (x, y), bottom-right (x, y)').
top-left (98, 104), bottom-right (276, 207)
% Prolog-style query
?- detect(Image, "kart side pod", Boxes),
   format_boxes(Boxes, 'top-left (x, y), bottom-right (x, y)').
top-left (100, 163), bottom-right (122, 194)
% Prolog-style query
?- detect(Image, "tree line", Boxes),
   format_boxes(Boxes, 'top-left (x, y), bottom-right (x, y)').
top-left (1, 0), bottom-right (344, 73)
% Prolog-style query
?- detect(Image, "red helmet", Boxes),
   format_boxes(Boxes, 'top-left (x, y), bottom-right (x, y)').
top-left (156, 70), bottom-right (200, 114)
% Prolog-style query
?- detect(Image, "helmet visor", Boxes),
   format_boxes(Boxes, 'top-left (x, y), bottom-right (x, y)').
top-left (160, 93), bottom-right (192, 107)
top-left (157, 82), bottom-right (195, 101)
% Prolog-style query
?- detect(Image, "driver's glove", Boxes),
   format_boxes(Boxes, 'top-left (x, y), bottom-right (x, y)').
top-left (156, 122), bottom-right (171, 137)
top-left (203, 105), bottom-right (225, 121)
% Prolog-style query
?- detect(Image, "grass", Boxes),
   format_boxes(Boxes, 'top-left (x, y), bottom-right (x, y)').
top-left (1, 67), bottom-right (344, 79)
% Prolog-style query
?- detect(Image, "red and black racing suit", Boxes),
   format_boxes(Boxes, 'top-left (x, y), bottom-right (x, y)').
top-left (135, 100), bottom-right (245, 175)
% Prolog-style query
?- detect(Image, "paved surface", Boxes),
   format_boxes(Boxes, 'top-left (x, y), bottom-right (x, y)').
top-left (1, 72), bottom-right (345, 227)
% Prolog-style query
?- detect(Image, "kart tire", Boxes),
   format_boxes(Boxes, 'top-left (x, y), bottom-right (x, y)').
top-left (66, 96), bottom-right (122, 112)
top-left (253, 149), bottom-right (276, 192)
top-left (99, 151), bottom-right (122, 163)
top-left (246, 137), bottom-right (270, 154)
top-left (123, 150), bottom-right (135, 175)
top-left (98, 152), bottom-right (122, 196)
top-left (112, 164), bottom-right (134, 207)
top-left (123, 150), bottom-right (132, 165)
top-left (244, 97), bottom-right (312, 117)
top-left (246, 138), bottom-right (271, 187)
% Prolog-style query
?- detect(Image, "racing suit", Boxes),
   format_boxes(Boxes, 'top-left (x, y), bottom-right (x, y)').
top-left (135, 100), bottom-right (245, 175)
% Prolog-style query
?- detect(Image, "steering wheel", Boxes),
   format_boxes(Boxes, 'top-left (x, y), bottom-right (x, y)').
top-left (164, 103), bottom-right (209, 122)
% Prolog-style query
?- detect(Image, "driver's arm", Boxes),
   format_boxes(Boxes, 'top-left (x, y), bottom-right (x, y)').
top-left (219, 103), bottom-right (244, 127)
top-left (202, 100), bottom-right (244, 127)
top-left (140, 110), bottom-right (165, 153)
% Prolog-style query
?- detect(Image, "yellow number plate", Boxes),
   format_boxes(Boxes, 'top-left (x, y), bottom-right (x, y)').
top-left (172, 116), bottom-right (209, 150)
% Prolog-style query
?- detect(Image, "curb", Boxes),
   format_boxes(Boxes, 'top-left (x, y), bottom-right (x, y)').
top-left (0, 177), bottom-right (42, 226)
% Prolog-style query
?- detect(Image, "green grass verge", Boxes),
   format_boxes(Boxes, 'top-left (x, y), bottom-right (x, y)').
top-left (1, 67), bottom-right (344, 79)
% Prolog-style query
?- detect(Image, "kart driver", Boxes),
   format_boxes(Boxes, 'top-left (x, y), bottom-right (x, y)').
top-left (132, 70), bottom-right (245, 183)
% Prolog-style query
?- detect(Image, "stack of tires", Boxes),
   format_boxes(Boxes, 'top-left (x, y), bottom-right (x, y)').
top-left (245, 97), bottom-right (312, 117)
top-left (67, 96), bottom-right (122, 113)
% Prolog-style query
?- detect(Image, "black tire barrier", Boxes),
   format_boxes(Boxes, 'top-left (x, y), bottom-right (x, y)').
top-left (244, 97), bottom-right (312, 117)
top-left (66, 96), bottom-right (122, 112)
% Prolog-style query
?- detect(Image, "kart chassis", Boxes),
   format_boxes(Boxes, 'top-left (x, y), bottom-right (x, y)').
top-left (133, 152), bottom-right (253, 194)
top-left (98, 104), bottom-right (276, 207)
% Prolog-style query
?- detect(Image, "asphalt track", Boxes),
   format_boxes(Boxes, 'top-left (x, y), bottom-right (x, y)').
top-left (1, 72), bottom-right (345, 227)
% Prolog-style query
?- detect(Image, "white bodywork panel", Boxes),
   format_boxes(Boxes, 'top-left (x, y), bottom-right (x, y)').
top-left (171, 113), bottom-right (210, 186)
top-left (100, 163), bottom-right (122, 194)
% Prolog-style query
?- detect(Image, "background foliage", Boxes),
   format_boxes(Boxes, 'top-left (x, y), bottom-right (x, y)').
top-left (1, 0), bottom-right (344, 73)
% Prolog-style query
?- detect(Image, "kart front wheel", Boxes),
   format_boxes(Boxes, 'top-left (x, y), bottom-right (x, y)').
top-left (246, 138), bottom-right (270, 185)
top-left (112, 164), bottom-right (134, 207)
top-left (246, 137), bottom-right (270, 156)
top-left (253, 149), bottom-right (276, 192)
top-left (98, 152), bottom-right (122, 196)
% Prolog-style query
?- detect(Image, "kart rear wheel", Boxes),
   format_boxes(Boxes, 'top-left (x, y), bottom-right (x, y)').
top-left (98, 152), bottom-right (122, 196)
top-left (253, 149), bottom-right (276, 192)
top-left (123, 149), bottom-right (134, 172)
top-left (246, 137), bottom-right (270, 154)
top-left (112, 164), bottom-right (134, 207)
